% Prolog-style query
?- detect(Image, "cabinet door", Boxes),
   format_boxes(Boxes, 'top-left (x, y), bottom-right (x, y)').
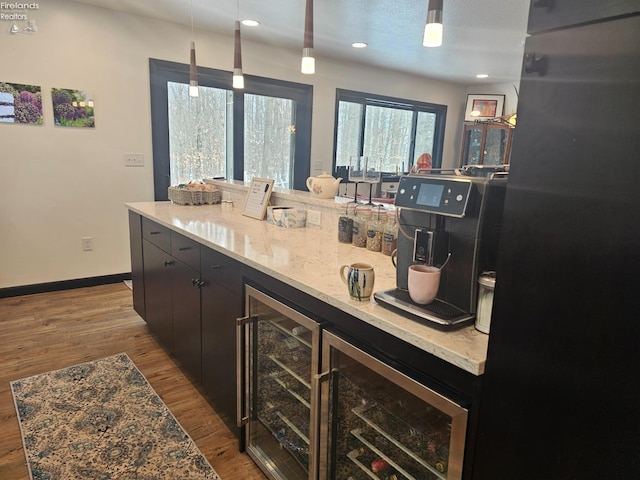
top-left (201, 246), bottom-right (244, 437)
top-left (201, 284), bottom-right (241, 436)
top-left (172, 258), bottom-right (202, 383)
top-left (128, 211), bottom-right (145, 318)
top-left (483, 126), bottom-right (512, 166)
top-left (142, 240), bottom-right (174, 352)
top-left (460, 126), bottom-right (483, 166)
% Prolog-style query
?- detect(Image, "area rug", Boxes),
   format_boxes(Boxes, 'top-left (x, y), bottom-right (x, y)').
top-left (10, 353), bottom-right (221, 480)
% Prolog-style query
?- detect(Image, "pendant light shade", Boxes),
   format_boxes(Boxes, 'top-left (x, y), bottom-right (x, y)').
top-left (188, 1), bottom-right (198, 97)
top-left (423, 0), bottom-right (443, 48)
top-left (233, 20), bottom-right (245, 89)
top-left (189, 41), bottom-right (199, 97)
top-left (301, 0), bottom-right (315, 74)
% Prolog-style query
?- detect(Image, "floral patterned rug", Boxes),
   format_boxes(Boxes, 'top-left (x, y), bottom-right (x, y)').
top-left (10, 353), bottom-right (221, 480)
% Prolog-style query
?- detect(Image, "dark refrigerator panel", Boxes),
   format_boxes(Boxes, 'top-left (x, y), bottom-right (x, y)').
top-left (474, 14), bottom-right (640, 480)
top-left (527, 0), bottom-right (638, 34)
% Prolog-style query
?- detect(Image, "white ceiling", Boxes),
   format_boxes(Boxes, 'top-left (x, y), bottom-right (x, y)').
top-left (70, 0), bottom-right (531, 85)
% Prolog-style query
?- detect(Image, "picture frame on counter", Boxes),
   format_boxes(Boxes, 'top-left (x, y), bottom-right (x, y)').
top-left (242, 177), bottom-right (275, 220)
top-left (464, 94), bottom-right (505, 122)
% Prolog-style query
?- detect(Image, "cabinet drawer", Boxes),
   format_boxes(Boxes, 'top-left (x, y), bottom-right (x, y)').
top-left (201, 246), bottom-right (243, 295)
top-left (171, 231), bottom-right (201, 271)
top-left (142, 217), bottom-right (171, 253)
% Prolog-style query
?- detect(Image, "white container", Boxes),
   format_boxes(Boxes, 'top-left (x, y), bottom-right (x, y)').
top-left (475, 271), bottom-right (496, 334)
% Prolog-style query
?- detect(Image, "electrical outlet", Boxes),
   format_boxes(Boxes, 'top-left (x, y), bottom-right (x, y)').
top-left (307, 210), bottom-right (321, 226)
top-left (123, 153), bottom-right (144, 167)
top-left (82, 237), bottom-right (93, 251)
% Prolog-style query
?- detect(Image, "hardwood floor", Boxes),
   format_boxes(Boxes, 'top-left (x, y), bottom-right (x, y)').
top-left (0, 283), bottom-right (266, 480)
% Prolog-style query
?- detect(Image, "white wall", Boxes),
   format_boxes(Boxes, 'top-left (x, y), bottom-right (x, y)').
top-left (0, 0), bottom-right (514, 288)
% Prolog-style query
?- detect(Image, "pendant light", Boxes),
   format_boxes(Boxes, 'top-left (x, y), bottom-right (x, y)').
top-left (301, 0), bottom-right (315, 74)
top-left (189, 0), bottom-right (199, 97)
top-left (233, 20), bottom-right (245, 89)
top-left (423, 0), bottom-right (443, 48)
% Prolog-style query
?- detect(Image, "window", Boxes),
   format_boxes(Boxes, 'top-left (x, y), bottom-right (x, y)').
top-left (149, 59), bottom-right (312, 200)
top-left (333, 89), bottom-right (446, 174)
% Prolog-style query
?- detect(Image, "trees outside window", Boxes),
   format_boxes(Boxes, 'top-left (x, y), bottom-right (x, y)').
top-left (150, 59), bottom-right (312, 199)
top-left (333, 89), bottom-right (446, 174)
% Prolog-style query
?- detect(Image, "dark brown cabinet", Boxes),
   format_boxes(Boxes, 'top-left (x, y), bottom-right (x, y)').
top-left (200, 247), bottom-right (244, 437)
top-left (130, 213), bottom-right (244, 437)
top-left (142, 239), bottom-right (175, 352)
top-left (474, 8), bottom-right (640, 480)
top-left (459, 123), bottom-right (513, 167)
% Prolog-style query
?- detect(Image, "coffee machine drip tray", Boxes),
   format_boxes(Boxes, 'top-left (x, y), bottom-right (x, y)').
top-left (374, 288), bottom-right (474, 330)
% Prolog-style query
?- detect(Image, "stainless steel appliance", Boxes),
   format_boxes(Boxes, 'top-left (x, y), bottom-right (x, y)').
top-left (374, 174), bottom-right (506, 329)
top-left (238, 285), bottom-right (470, 479)
top-left (318, 330), bottom-right (468, 480)
top-left (237, 285), bottom-right (322, 480)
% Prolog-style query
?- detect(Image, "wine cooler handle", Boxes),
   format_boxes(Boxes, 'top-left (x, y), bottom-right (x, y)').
top-left (236, 315), bottom-right (257, 428)
top-left (310, 369), bottom-right (332, 480)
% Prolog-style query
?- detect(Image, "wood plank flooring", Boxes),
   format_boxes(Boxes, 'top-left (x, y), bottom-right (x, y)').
top-left (0, 283), bottom-right (266, 480)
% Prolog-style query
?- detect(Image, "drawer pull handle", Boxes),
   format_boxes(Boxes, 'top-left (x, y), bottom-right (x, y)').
top-left (149, 231), bottom-right (162, 235)
top-left (178, 247), bottom-right (191, 251)
top-left (164, 260), bottom-right (174, 267)
top-left (191, 278), bottom-right (198, 286)
top-left (210, 264), bottom-right (222, 269)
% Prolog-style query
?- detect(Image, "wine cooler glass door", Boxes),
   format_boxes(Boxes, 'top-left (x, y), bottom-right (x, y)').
top-left (239, 285), bottom-right (321, 480)
top-left (319, 331), bottom-right (468, 480)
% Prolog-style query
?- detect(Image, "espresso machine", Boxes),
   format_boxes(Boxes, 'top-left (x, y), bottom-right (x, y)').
top-left (374, 174), bottom-right (507, 329)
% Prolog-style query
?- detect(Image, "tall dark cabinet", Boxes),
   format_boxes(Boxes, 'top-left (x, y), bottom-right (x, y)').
top-left (474, 3), bottom-right (639, 479)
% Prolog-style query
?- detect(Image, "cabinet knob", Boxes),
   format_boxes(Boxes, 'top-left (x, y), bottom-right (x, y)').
top-left (524, 52), bottom-right (548, 76)
top-left (198, 279), bottom-right (206, 288)
top-left (164, 260), bottom-right (174, 266)
top-left (191, 278), bottom-right (198, 286)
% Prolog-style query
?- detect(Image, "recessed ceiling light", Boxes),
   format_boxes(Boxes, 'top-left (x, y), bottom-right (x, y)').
top-left (352, 42), bottom-right (368, 48)
top-left (476, 74), bottom-right (489, 78)
top-left (241, 19), bottom-right (259, 27)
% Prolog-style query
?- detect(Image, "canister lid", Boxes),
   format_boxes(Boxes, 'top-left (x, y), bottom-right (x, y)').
top-left (478, 271), bottom-right (496, 288)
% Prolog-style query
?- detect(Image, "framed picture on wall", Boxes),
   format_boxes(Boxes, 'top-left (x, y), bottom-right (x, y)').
top-left (464, 94), bottom-right (505, 122)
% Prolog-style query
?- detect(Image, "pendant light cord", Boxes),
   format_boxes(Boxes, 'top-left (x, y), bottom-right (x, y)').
top-left (191, 0), bottom-right (194, 39)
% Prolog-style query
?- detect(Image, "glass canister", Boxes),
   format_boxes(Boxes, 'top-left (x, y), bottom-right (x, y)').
top-left (351, 206), bottom-right (371, 248)
top-left (338, 203), bottom-right (355, 244)
top-left (366, 208), bottom-right (385, 252)
top-left (475, 271), bottom-right (496, 334)
top-left (381, 209), bottom-right (398, 256)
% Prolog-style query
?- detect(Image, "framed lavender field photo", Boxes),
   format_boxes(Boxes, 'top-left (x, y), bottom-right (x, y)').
top-left (52, 88), bottom-right (95, 128)
top-left (0, 82), bottom-right (43, 125)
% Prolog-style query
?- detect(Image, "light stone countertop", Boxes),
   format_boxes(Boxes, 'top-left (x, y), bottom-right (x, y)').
top-left (126, 200), bottom-right (489, 375)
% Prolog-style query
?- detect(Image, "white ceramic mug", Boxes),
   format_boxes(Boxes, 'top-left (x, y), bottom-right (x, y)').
top-left (408, 264), bottom-right (441, 304)
top-left (340, 263), bottom-right (375, 301)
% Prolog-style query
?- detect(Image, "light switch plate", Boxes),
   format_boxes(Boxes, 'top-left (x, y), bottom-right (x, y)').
top-left (123, 153), bottom-right (144, 167)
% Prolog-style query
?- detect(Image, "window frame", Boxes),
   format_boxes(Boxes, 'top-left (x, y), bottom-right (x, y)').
top-left (332, 88), bottom-right (447, 174)
top-left (149, 58), bottom-right (313, 200)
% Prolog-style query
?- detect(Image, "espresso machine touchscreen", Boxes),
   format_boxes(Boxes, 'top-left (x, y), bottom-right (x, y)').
top-left (374, 175), bottom-right (506, 329)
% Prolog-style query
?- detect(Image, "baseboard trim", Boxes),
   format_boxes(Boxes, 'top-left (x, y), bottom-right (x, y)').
top-left (0, 273), bottom-right (132, 299)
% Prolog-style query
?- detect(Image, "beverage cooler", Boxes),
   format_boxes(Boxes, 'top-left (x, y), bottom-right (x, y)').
top-left (238, 285), bottom-right (469, 480)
